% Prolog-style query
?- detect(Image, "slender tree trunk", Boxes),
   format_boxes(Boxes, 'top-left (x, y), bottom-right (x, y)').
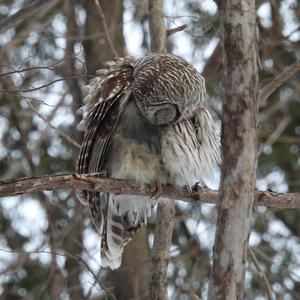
top-left (150, 198), bottom-right (175, 300)
top-left (209, 0), bottom-right (258, 299)
top-left (62, 2), bottom-right (85, 299)
top-left (148, 1), bottom-right (174, 299)
top-left (107, 227), bottom-right (150, 300)
top-left (149, 0), bottom-right (166, 52)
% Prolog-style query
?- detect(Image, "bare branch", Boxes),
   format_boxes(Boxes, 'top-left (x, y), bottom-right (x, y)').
top-left (262, 115), bottom-right (291, 149)
top-left (26, 100), bottom-right (81, 149)
top-left (0, 76), bottom-right (78, 94)
top-left (0, 0), bottom-right (61, 34)
top-left (259, 60), bottom-right (300, 104)
top-left (0, 174), bottom-right (300, 209)
top-left (166, 24), bottom-right (188, 36)
top-left (248, 248), bottom-right (274, 300)
top-left (94, 0), bottom-right (119, 58)
top-left (75, 254), bottom-right (117, 300)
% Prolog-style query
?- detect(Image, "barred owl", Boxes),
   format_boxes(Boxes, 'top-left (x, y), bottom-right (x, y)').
top-left (76, 53), bottom-right (220, 269)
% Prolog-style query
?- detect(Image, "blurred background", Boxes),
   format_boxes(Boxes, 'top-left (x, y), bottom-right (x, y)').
top-left (0, 0), bottom-right (300, 299)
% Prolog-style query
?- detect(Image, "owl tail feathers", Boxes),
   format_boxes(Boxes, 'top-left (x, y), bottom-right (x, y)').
top-left (100, 227), bottom-right (138, 269)
top-left (99, 195), bottom-right (154, 269)
top-left (99, 215), bottom-right (137, 270)
top-left (100, 241), bottom-right (123, 270)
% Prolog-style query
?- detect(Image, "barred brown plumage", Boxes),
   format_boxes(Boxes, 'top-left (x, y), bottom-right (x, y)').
top-left (76, 53), bottom-right (221, 269)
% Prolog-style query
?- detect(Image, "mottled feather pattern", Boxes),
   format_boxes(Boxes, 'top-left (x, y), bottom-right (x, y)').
top-left (133, 53), bottom-right (206, 125)
top-left (76, 59), bottom-right (134, 174)
top-left (76, 53), bottom-right (220, 269)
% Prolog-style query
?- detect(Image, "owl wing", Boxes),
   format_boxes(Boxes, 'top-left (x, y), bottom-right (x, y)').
top-left (75, 62), bottom-right (135, 269)
top-left (76, 62), bottom-right (133, 175)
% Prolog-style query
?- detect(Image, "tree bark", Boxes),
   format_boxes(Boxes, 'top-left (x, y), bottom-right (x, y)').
top-left (150, 199), bottom-right (175, 300)
top-left (82, 0), bottom-right (124, 75)
top-left (1, 174), bottom-right (300, 209)
top-left (209, 0), bottom-right (258, 299)
top-left (106, 227), bottom-right (150, 300)
top-left (149, 0), bottom-right (167, 52)
top-left (148, 1), bottom-right (174, 299)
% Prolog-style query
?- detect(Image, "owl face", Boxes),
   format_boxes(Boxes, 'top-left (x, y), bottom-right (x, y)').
top-left (139, 102), bottom-right (180, 125)
top-left (132, 53), bottom-right (206, 125)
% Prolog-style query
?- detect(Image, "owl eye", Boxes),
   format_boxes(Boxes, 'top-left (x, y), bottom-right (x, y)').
top-left (144, 103), bottom-right (180, 125)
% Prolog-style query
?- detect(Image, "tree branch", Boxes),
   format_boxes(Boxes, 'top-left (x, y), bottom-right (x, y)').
top-left (248, 248), bottom-right (274, 300)
top-left (0, 174), bottom-right (299, 209)
top-left (259, 60), bottom-right (300, 104)
top-left (166, 24), bottom-right (188, 36)
top-left (0, 76), bottom-right (78, 94)
top-left (26, 100), bottom-right (81, 149)
top-left (0, 0), bottom-right (61, 34)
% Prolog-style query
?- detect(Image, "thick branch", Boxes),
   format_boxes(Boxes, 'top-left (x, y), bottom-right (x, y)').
top-left (0, 174), bottom-right (299, 209)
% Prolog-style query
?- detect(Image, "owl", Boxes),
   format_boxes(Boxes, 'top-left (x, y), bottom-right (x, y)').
top-left (76, 53), bottom-right (220, 269)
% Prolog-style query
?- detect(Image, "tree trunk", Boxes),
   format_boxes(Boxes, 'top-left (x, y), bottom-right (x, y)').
top-left (209, 0), bottom-right (258, 299)
top-left (148, 1), bottom-right (174, 299)
top-left (82, 0), bottom-right (124, 74)
top-left (106, 227), bottom-right (150, 300)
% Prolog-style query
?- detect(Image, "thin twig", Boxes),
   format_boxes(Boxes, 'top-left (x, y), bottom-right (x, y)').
top-left (0, 76), bottom-right (78, 94)
top-left (26, 100), bottom-right (81, 149)
top-left (263, 115), bottom-right (291, 148)
top-left (166, 24), bottom-right (188, 36)
top-left (76, 254), bottom-right (117, 300)
top-left (94, 0), bottom-right (119, 58)
top-left (0, 0), bottom-right (61, 34)
top-left (248, 248), bottom-right (274, 300)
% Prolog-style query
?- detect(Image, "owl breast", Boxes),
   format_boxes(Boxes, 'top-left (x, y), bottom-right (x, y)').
top-left (105, 99), bottom-right (167, 184)
top-left (104, 98), bottom-right (208, 188)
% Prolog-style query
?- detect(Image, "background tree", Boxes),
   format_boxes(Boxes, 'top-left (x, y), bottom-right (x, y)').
top-left (0, 0), bottom-right (300, 299)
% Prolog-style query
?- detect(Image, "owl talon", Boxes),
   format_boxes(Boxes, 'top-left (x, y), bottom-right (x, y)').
top-left (191, 181), bottom-right (208, 193)
top-left (191, 182), bottom-right (200, 192)
top-left (150, 180), bottom-right (162, 200)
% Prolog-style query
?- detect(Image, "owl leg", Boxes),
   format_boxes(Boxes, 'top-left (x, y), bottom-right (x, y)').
top-left (150, 179), bottom-right (162, 200)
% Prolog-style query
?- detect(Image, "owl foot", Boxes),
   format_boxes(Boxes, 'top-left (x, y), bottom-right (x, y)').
top-left (150, 180), bottom-right (162, 200)
top-left (190, 182), bottom-right (209, 201)
top-left (191, 181), bottom-right (208, 193)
